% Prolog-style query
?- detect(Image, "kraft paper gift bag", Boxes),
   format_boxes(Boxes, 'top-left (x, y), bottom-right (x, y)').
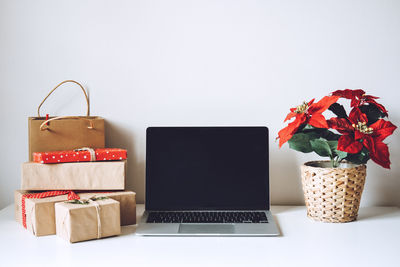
top-left (15, 190), bottom-right (136, 237)
top-left (21, 160), bottom-right (126, 190)
top-left (28, 80), bottom-right (105, 161)
top-left (55, 197), bottom-right (121, 243)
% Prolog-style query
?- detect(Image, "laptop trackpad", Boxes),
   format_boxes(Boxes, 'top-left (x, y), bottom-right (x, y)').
top-left (179, 224), bottom-right (235, 234)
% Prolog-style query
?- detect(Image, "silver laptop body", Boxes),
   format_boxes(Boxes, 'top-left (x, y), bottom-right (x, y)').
top-left (136, 127), bottom-right (280, 236)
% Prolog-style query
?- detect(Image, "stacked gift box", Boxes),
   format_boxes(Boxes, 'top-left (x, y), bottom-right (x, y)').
top-left (16, 148), bottom-right (137, 243)
top-left (15, 80), bottom-right (137, 243)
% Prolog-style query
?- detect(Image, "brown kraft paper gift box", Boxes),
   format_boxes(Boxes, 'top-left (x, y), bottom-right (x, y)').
top-left (55, 198), bottom-right (120, 243)
top-left (21, 160), bottom-right (126, 190)
top-left (15, 190), bottom-right (136, 236)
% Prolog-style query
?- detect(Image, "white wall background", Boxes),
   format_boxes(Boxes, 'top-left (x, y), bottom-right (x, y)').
top-left (0, 0), bottom-right (399, 209)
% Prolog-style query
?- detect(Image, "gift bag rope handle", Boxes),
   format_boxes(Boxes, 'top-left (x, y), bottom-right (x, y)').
top-left (37, 80), bottom-right (90, 117)
top-left (39, 116), bottom-right (95, 131)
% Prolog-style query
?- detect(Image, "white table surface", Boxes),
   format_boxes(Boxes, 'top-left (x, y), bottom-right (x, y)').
top-left (1, 204), bottom-right (399, 267)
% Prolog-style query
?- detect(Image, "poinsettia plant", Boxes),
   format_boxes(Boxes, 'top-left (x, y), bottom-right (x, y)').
top-left (278, 89), bottom-right (397, 168)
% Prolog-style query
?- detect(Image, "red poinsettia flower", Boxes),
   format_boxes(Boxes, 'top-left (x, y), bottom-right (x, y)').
top-left (278, 95), bottom-right (339, 147)
top-left (332, 89), bottom-right (388, 116)
top-left (329, 108), bottom-right (397, 168)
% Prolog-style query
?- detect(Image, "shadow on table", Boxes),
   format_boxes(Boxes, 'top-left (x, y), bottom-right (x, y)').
top-left (121, 225), bottom-right (137, 236)
top-left (357, 207), bottom-right (400, 222)
top-left (272, 205), bottom-right (304, 214)
top-left (272, 215), bottom-right (284, 238)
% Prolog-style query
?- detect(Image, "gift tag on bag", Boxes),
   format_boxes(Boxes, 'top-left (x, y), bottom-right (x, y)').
top-left (28, 80), bottom-right (105, 161)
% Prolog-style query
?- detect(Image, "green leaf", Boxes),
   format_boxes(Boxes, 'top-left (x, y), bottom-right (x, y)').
top-left (329, 103), bottom-right (348, 118)
top-left (67, 199), bottom-right (90, 205)
top-left (310, 138), bottom-right (332, 157)
top-left (345, 148), bottom-right (370, 164)
top-left (359, 104), bottom-right (385, 124)
top-left (90, 196), bottom-right (109, 201)
top-left (327, 140), bottom-right (347, 159)
top-left (336, 150), bottom-right (348, 160)
top-left (288, 133), bottom-right (313, 153)
top-left (300, 125), bottom-right (340, 141)
top-left (320, 130), bottom-right (340, 141)
top-left (327, 140), bottom-right (338, 151)
top-left (302, 124), bottom-right (315, 131)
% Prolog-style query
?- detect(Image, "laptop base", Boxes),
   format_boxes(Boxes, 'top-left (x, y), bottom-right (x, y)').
top-left (136, 210), bottom-right (280, 236)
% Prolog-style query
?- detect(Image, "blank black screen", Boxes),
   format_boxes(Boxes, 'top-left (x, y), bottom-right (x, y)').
top-left (146, 127), bottom-right (269, 210)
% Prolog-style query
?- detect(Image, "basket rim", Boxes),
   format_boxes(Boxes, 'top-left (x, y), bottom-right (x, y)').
top-left (302, 160), bottom-right (366, 170)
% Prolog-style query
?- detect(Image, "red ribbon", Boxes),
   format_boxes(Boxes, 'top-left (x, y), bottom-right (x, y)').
top-left (21, 190), bottom-right (80, 228)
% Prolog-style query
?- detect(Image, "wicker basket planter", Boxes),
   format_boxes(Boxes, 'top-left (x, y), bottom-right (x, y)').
top-left (301, 161), bottom-right (367, 223)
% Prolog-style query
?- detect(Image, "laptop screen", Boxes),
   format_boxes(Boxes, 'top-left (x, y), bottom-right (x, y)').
top-left (145, 127), bottom-right (269, 211)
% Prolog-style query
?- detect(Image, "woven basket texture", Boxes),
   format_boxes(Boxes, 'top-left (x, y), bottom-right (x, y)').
top-left (301, 161), bottom-right (366, 223)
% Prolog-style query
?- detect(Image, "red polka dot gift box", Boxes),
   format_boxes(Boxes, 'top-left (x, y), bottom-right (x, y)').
top-left (33, 148), bottom-right (127, 164)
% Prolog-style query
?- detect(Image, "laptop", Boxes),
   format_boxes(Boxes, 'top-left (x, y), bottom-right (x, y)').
top-left (136, 126), bottom-right (280, 236)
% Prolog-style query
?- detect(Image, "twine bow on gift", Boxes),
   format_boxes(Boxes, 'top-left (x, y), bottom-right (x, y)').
top-left (74, 147), bottom-right (96, 161)
top-left (21, 191), bottom-right (80, 229)
top-left (66, 196), bottom-right (109, 239)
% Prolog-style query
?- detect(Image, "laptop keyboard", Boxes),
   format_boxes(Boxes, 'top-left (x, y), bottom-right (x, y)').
top-left (146, 211), bottom-right (268, 223)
